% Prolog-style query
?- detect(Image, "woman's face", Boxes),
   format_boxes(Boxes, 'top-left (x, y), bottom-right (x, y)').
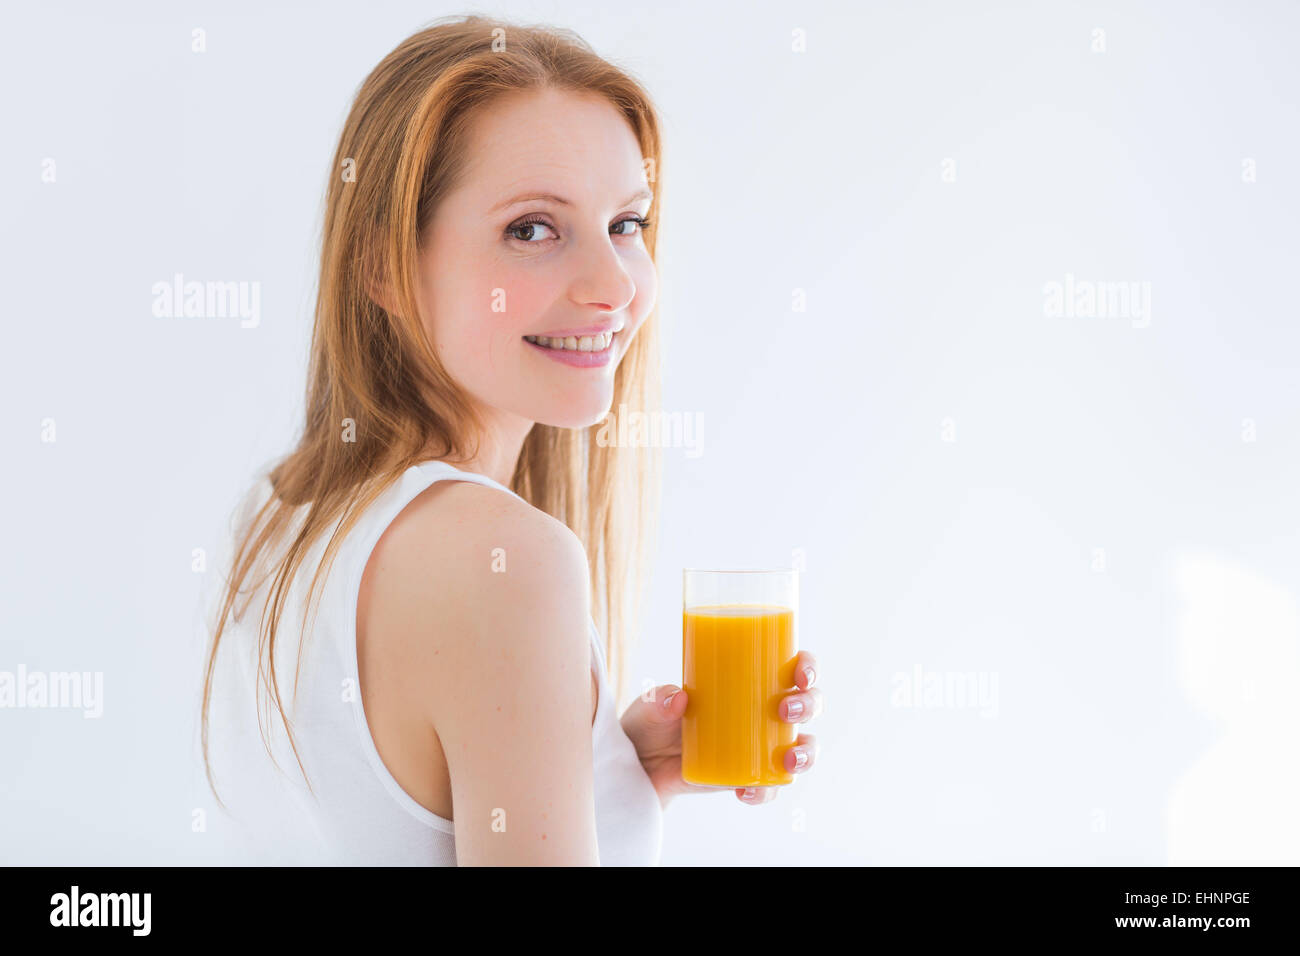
top-left (417, 87), bottom-right (657, 431)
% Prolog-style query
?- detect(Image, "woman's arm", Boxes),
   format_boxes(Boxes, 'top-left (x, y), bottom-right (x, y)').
top-left (369, 480), bottom-right (601, 865)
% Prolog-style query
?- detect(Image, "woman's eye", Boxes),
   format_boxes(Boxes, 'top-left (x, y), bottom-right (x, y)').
top-left (507, 219), bottom-right (558, 243)
top-left (611, 216), bottom-right (651, 236)
top-left (507, 215), bottom-right (650, 244)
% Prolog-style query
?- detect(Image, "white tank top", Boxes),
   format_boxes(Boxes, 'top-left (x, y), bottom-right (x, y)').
top-left (203, 459), bottom-right (663, 866)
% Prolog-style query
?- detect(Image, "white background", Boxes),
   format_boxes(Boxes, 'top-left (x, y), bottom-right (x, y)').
top-left (2, 0), bottom-right (1298, 865)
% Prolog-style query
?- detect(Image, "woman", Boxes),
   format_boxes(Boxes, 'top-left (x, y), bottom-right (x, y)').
top-left (200, 14), bottom-right (822, 866)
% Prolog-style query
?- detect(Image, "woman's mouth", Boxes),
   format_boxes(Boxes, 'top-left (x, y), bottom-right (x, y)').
top-left (523, 330), bottom-right (615, 351)
top-left (522, 330), bottom-right (618, 367)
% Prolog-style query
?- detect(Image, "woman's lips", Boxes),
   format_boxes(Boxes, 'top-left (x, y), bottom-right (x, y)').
top-left (523, 331), bottom-right (617, 367)
top-left (527, 320), bottom-right (625, 339)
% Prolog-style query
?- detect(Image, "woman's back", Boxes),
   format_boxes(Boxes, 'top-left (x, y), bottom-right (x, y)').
top-left (204, 459), bottom-right (662, 865)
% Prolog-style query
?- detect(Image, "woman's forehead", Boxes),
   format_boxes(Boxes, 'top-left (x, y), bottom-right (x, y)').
top-left (457, 92), bottom-right (647, 199)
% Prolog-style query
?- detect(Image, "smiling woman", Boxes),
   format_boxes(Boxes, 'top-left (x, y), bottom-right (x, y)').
top-left (413, 84), bottom-right (660, 422)
top-left (199, 14), bottom-right (668, 866)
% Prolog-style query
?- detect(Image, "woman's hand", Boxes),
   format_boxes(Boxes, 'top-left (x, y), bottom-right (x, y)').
top-left (619, 651), bottom-right (822, 809)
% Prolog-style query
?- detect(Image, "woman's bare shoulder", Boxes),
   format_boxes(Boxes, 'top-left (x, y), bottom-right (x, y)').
top-left (373, 477), bottom-right (586, 588)
top-left (358, 476), bottom-right (592, 700)
top-left (356, 476), bottom-right (600, 863)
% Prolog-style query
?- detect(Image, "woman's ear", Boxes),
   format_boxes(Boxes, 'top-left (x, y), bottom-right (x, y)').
top-left (362, 250), bottom-right (400, 316)
top-left (366, 274), bottom-right (397, 315)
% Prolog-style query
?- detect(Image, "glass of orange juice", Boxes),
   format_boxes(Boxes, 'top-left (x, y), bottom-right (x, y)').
top-left (681, 568), bottom-right (799, 788)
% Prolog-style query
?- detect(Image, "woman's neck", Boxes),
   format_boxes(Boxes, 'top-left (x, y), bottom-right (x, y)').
top-left (424, 408), bottom-right (535, 488)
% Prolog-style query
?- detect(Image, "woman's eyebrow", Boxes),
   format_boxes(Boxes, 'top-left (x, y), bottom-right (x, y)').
top-left (491, 187), bottom-right (652, 213)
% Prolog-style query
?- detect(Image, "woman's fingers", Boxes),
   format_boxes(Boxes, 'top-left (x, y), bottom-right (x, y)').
top-left (784, 732), bottom-right (818, 773)
top-left (781, 686), bottom-right (823, 722)
top-left (656, 684), bottom-right (687, 719)
top-left (793, 651), bottom-right (818, 690)
top-left (735, 734), bottom-right (819, 804)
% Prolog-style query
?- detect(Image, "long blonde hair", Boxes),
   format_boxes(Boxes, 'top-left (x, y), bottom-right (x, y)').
top-left (200, 14), bottom-right (664, 807)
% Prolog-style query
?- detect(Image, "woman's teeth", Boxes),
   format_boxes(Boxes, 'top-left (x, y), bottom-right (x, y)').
top-left (524, 331), bottom-right (614, 352)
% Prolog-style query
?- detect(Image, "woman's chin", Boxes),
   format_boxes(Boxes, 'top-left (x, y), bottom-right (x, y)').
top-left (532, 396), bottom-right (615, 431)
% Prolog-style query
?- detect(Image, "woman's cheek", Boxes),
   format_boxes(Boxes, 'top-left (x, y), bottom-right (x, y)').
top-left (629, 256), bottom-right (658, 324)
top-left (493, 270), bottom-right (553, 336)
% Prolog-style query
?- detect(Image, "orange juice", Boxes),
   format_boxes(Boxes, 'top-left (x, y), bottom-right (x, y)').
top-left (682, 603), bottom-right (797, 787)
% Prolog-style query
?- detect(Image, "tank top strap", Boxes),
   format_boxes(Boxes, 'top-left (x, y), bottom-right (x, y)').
top-left (411, 459), bottom-right (527, 503)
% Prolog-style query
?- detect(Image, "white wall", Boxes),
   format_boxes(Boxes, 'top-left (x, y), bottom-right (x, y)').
top-left (2, 0), bottom-right (1297, 865)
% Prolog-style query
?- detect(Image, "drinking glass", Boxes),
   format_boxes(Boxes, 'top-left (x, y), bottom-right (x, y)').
top-left (681, 568), bottom-right (799, 787)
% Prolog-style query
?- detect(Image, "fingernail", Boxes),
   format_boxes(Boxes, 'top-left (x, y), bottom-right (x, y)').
top-left (793, 750), bottom-right (808, 770)
top-left (786, 699), bottom-right (804, 719)
top-left (805, 667), bottom-right (815, 687)
top-left (663, 691), bottom-right (677, 710)
top-left (742, 788), bottom-right (756, 799)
